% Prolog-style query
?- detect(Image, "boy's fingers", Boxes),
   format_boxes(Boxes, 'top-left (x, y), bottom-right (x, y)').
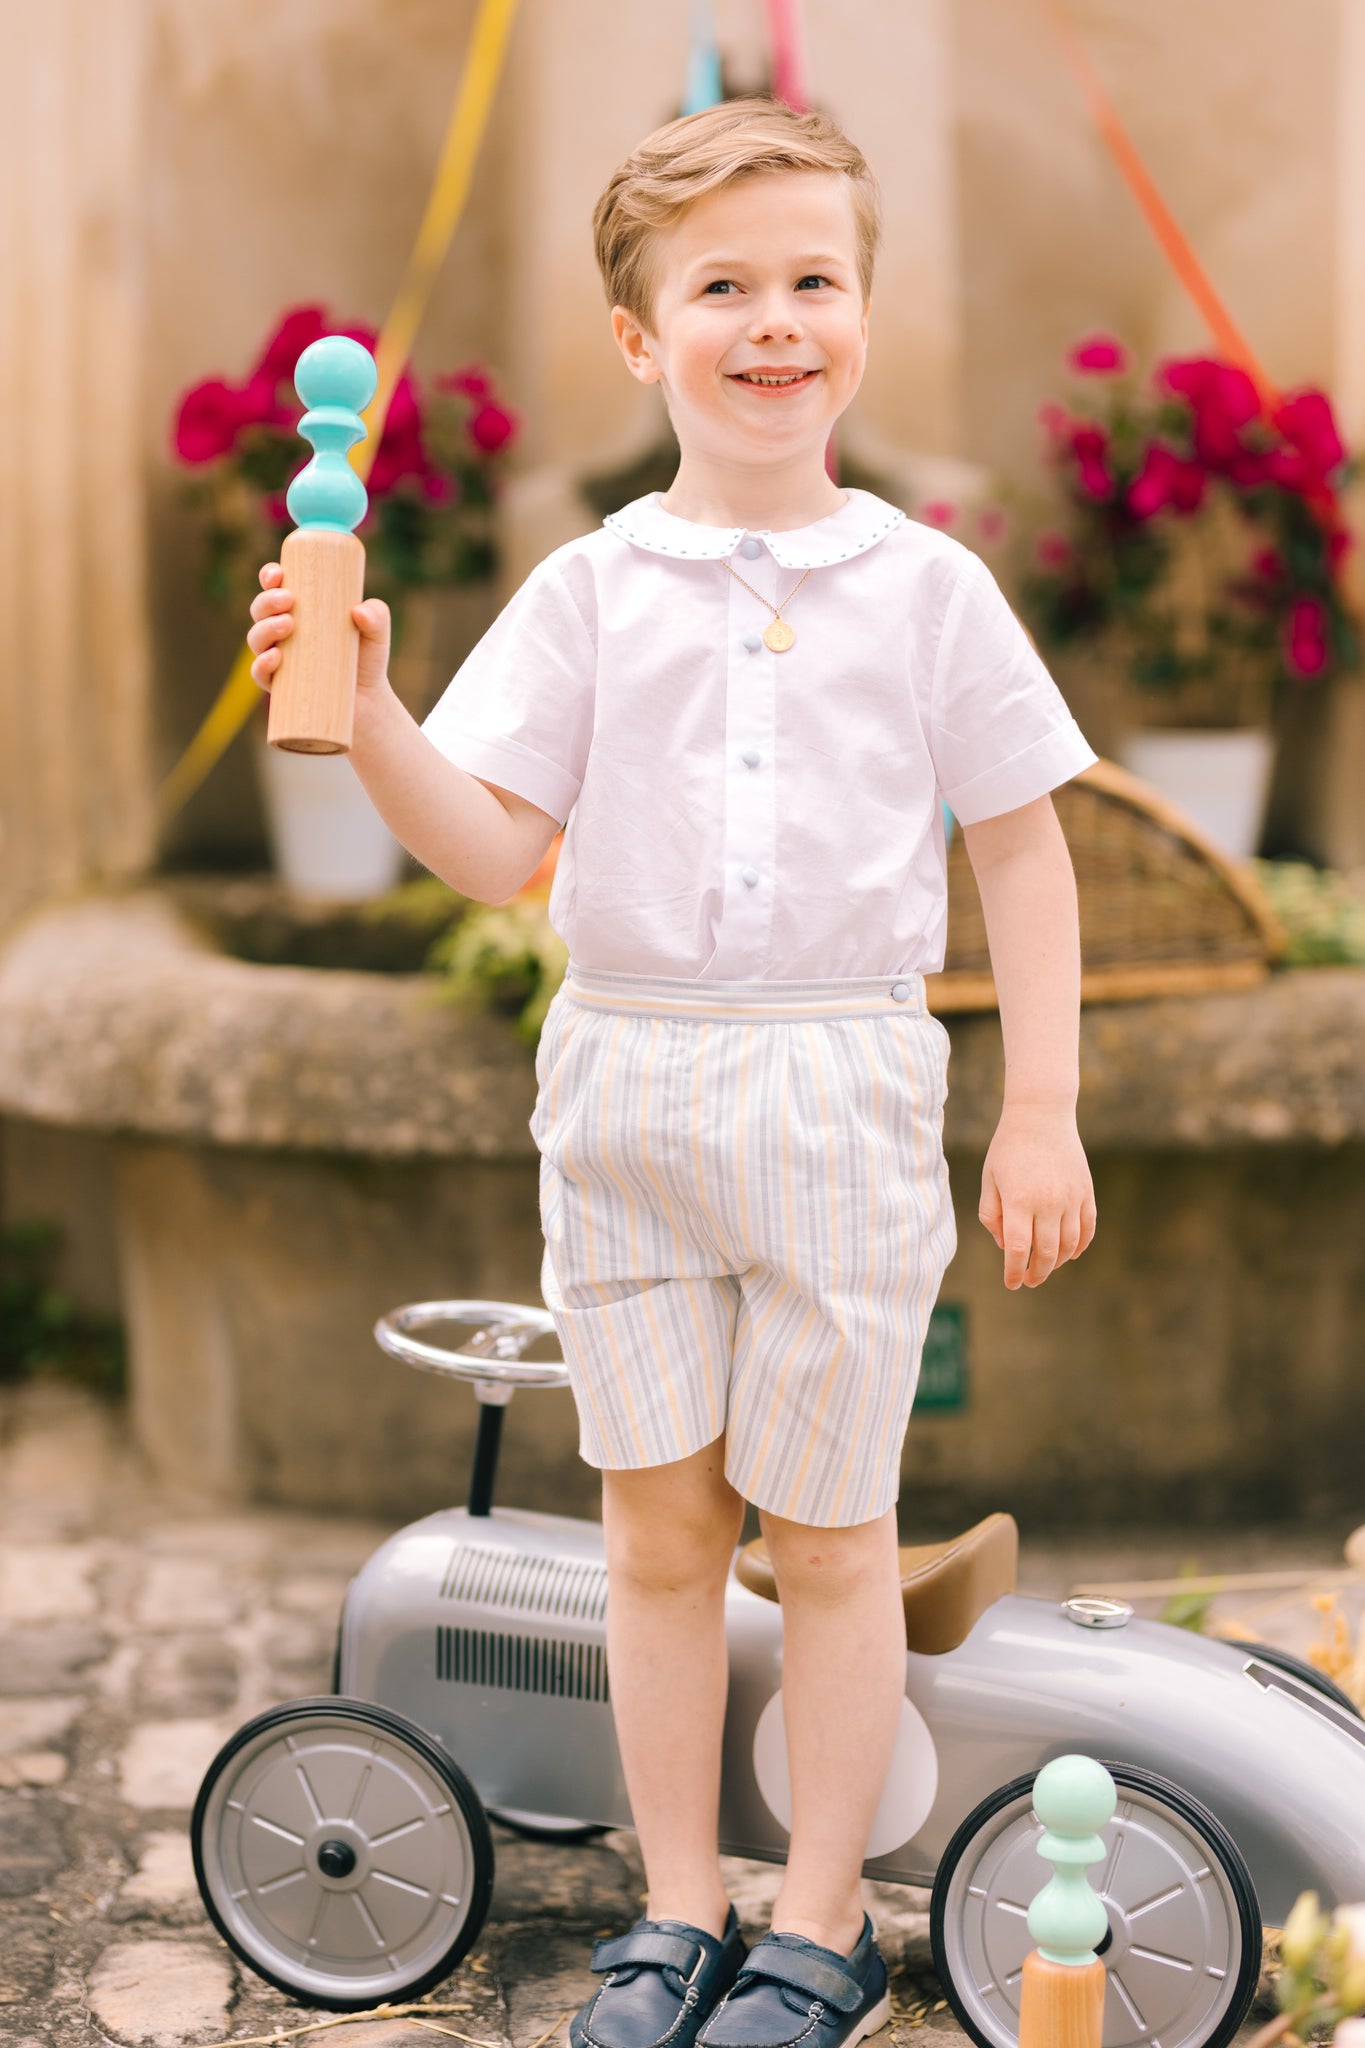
top-left (246, 615), bottom-right (293, 655)
top-left (259, 562), bottom-right (283, 590)
top-left (250, 650), bottom-right (278, 690)
top-left (250, 588), bottom-right (293, 622)
top-left (978, 1173), bottom-right (1005, 1250)
top-left (1026, 1215), bottom-right (1062, 1287)
top-left (1002, 1215), bottom-right (1032, 1290)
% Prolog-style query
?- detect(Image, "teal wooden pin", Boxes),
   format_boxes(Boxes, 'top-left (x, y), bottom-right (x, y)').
top-left (268, 335), bottom-right (379, 755)
top-left (1018, 1755), bottom-right (1116, 2048)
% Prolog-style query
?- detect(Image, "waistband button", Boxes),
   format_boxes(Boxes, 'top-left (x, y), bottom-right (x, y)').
top-left (890, 981), bottom-right (911, 1002)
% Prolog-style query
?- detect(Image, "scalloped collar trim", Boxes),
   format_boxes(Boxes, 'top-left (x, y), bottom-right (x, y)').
top-left (602, 488), bottom-right (905, 569)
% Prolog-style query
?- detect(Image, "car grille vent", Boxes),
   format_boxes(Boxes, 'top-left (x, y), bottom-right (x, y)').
top-left (439, 1542), bottom-right (609, 1622)
top-left (436, 1625), bottom-right (610, 1702)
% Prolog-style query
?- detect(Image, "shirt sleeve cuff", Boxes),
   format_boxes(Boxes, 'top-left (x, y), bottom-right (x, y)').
top-left (941, 720), bottom-right (1099, 825)
top-left (422, 730), bottom-right (581, 825)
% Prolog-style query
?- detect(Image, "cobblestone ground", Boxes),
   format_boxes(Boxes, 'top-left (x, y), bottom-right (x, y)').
top-left (0, 1378), bottom-right (1358, 2048)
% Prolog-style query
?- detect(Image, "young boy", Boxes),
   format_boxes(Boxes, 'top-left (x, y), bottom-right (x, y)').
top-left (249, 97), bottom-right (1097, 2048)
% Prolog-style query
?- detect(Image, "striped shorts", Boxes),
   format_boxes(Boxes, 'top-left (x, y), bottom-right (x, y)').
top-left (530, 964), bottom-right (957, 1528)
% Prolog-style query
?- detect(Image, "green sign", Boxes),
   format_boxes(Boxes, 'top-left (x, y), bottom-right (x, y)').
top-left (915, 1303), bottom-right (968, 1411)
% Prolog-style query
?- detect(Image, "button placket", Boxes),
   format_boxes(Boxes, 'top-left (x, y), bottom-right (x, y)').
top-left (715, 552), bottom-right (778, 977)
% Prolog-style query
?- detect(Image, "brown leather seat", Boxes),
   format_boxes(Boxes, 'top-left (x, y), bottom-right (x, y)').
top-left (734, 1511), bottom-right (1018, 1655)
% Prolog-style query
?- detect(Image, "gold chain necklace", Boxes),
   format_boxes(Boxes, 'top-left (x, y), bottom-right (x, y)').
top-left (724, 559), bottom-right (815, 651)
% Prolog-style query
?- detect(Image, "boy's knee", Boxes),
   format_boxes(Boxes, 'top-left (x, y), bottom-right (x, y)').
top-left (603, 1445), bottom-right (745, 1590)
top-left (759, 1506), bottom-right (898, 1602)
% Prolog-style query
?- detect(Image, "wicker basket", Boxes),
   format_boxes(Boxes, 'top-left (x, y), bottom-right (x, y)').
top-left (927, 758), bottom-right (1287, 1014)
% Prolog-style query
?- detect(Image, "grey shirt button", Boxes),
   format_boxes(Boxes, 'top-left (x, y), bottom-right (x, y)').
top-left (891, 981), bottom-right (911, 1002)
top-left (741, 865), bottom-right (761, 886)
top-left (740, 537), bottom-right (763, 558)
top-left (741, 748), bottom-right (760, 767)
top-left (742, 633), bottom-right (763, 653)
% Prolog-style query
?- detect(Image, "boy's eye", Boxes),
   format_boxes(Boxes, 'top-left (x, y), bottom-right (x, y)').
top-left (703, 280), bottom-right (737, 295)
top-left (796, 275), bottom-right (830, 290)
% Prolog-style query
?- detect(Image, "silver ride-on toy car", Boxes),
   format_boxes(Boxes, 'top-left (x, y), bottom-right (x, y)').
top-left (192, 1300), bottom-right (1365, 2045)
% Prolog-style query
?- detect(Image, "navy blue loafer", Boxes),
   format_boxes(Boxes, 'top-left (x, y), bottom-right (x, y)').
top-left (696, 1917), bottom-right (889, 2048)
top-left (570, 1907), bottom-right (749, 2048)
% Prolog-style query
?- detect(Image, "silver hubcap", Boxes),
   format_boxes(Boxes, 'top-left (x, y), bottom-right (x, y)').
top-left (940, 1786), bottom-right (1243, 2048)
top-left (199, 1710), bottom-right (477, 2003)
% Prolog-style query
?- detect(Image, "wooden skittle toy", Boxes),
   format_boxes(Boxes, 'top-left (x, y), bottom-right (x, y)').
top-left (267, 335), bottom-right (379, 754)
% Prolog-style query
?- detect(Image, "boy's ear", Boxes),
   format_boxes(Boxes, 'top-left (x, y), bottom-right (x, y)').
top-left (611, 305), bottom-right (663, 386)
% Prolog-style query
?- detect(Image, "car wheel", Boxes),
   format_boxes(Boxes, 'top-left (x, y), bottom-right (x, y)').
top-left (192, 1695), bottom-right (494, 2011)
top-left (1236, 1639), bottom-right (1363, 1719)
top-left (930, 1759), bottom-right (1261, 2048)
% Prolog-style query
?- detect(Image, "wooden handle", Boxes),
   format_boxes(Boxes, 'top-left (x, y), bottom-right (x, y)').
top-left (267, 528), bottom-right (366, 754)
top-left (1018, 1952), bottom-right (1106, 2048)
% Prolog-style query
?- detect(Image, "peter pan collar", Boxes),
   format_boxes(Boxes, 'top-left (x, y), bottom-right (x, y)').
top-left (603, 487), bottom-right (905, 569)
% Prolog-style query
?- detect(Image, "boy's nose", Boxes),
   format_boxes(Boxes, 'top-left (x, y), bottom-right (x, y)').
top-left (747, 294), bottom-right (804, 343)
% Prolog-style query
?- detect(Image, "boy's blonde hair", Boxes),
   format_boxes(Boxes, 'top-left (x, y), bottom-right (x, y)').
top-left (593, 98), bottom-right (881, 330)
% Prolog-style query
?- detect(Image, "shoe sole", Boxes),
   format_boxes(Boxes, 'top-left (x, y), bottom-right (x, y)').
top-left (846, 1991), bottom-right (892, 2043)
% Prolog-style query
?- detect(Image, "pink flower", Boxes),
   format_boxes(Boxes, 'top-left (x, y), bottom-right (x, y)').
top-left (251, 305), bottom-right (329, 389)
top-left (264, 492), bottom-right (291, 525)
top-left (368, 370), bottom-right (427, 496)
top-left (1284, 595), bottom-right (1329, 678)
top-left (921, 499), bottom-right (957, 526)
top-left (1068, 333), bottom-right (1130, 375)
top-left (438, 365), bottom-right (493, 399)
top-left (1038, 401), bottom-right (1071, 441)
top-left (467, 399), bottom-right (519, 454)
top-left (1127, 442), bottom-right (1206, 519)
top-left (422, 471), bottom-right (458, 506)
top-left (1157, 355), bottom-right (1262, 469)
top-left (173, 378), bottom-right (246, 463)
top-left (1274, 388), bottom-right (1346, 481)
top-left (977, 506), bottom-right (1008, 542)
top-left (1250, 546), bottom-right (1284, 581)
top-left (1067, 423), bottom-right (1113, 500)
top-left (1035, 530), bottom-right (1073, 568)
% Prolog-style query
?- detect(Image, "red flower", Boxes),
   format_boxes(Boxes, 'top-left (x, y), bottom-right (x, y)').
top-left (1285, 596), bottom-right (1329, 678)
top-left (422, 472), bottom-right (458, 506)
top-left (921, 499), bottom-right (957, 526)
top-left (173, 379), bottom-right (247, 463)
top-left (467, 399), bottom-right (519, 454)
top-left (264, 492), bottom-right (291, 525)
top-left (438, 365), bottom-right (493, 399)
top-left (1068, 333), bottom-right (1129, 375)
top-left (1157, 356), bottom-right (1263, 470)
top-left (368, 369), bottom-right (427, 496)
top-left (251, 304), bottom-right (329, 390)
top-left (1068, 423), bottom-right (1113, 500)
top-left (1273, 388), bottom-right (1345, 482)
top-left (1038, 401), bottom-right (1071, 441)
top-left (977, 506), bottom-right (1008, 542)
top-left (1127, 442), bottom-right (1207, 520)
top-left (1250, 546), bottom-right (1284, 581)
top-left (1035, 531), bottom-right (1073, 568)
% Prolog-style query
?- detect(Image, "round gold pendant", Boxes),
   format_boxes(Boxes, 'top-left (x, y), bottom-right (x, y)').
top-left (763, 618), bottom-right (796, 652)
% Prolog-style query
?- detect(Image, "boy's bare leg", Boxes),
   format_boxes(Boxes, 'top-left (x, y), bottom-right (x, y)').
top-left (601, 1436), bottom-right (746, 1939)
top-left (760, 1506), bottom-right (907, 1954)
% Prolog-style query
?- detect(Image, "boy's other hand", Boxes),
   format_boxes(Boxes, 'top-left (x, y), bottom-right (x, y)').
top-left (247, 563), bottom-right (391, 693)
top-left (978, 1103), bottom-right (1096, 1290)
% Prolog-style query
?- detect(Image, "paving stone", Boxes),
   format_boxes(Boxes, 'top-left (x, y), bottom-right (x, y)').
top-left (0, 1793), bottom-right (68, 1897)
top-left (0, 1622), bottom-right (111, 1695)
top-left (115, 1830), bottom-right (198, 1913)
top-left (131, 1558), bottom-right (241, 1633)
top-left (489, 1924), bottom-right (598, 2048)
top-left (0, 1545), bottom-right (99, 1624)
top-left (132, 1636), bottom-right (238, 1718)
top-left (85, 1939), bottom-right (233, 2046)
top-left (0, 1751), bottom-right (68, 1788)
top-left (485, 1827), bottom-right (640, 1927)
top-left (0, 1697), bottom-right (82, 1757)
top-left (0, 1907), bottom-right (56, 2004)
top-left (118, 1720), bottom-right (230, 1810)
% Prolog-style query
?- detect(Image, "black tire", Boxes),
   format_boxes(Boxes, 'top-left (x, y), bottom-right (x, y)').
top-left (488, 1807), bottom-right (612, 1844)
top-left (1236, 1639), bottom-right (1364, 1719)
top-left (191, 1695), bottom-right (494, 2012)
top-left (930, 1759), bottom-right (1261, 2048)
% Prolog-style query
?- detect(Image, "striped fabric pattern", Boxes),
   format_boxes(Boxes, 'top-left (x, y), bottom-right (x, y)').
top-left (531, 966), bottom-right (957, 1529)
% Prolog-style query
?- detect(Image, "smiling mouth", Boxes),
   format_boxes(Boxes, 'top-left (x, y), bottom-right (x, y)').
top-left (730, 369), bottom-right (820, 388)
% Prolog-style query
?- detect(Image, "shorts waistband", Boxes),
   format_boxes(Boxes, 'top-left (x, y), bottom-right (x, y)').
top-left (561, 963), bottom-right (928, 1021)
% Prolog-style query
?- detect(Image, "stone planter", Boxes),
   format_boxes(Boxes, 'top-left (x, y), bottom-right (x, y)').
top-left (1117, 727), bottom-right (1276, 860)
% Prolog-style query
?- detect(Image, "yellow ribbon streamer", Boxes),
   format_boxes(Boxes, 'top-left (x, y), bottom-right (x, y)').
top-left (156, 0), bottom-right (521, 825)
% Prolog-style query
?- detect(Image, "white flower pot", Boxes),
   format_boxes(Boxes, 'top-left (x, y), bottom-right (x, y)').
top-left (1117, 727), bottom-right (1276, 860)
top-left (255, 733), bottom-right (407, 900)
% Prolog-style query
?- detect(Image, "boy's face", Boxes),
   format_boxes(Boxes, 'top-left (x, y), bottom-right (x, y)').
top-left (611, 171), bottom-right (869, 471)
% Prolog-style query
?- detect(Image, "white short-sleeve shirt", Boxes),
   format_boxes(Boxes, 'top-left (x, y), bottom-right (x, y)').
top-left (421, 488), bottom-right (1097, 980)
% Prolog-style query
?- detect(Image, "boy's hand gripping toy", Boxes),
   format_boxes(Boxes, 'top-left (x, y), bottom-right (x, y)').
top-left (266, 336), bottom-right (379, 756)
